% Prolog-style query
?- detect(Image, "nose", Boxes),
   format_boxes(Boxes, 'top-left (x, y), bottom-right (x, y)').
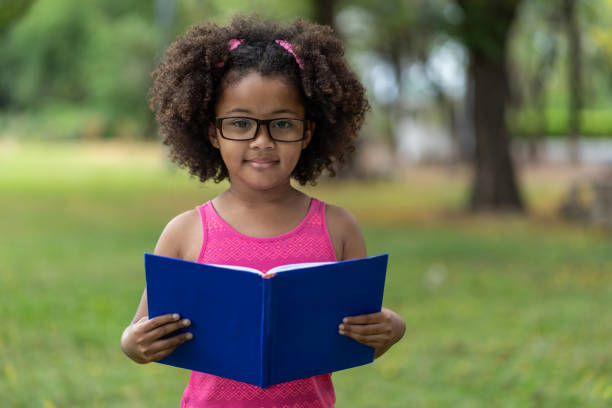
top-left (249, 122), bottom-right (275, 149)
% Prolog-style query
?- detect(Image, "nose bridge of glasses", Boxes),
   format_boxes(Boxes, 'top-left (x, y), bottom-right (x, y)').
top-left (251, 119), bottom-right (274, 143)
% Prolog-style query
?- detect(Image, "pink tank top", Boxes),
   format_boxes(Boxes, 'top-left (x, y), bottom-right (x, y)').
top-left (180, 198), bottom-right (337, 408)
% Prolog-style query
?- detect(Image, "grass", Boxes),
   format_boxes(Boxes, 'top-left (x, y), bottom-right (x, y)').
top-left (1, 140), bottom-right (612, 407)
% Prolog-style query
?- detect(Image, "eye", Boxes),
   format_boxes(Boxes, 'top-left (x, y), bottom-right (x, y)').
top-left (272, 120), bottom-right (293, 129)
top-left (229, 119), bottom-right (252, 129)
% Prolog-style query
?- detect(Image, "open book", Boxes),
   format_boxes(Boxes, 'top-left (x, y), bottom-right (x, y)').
top-left (208, 261), bottom-right (334, 276)
top-left (144, 253), bottom-right (388, 388)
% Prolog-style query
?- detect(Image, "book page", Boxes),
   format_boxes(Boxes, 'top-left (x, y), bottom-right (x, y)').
top-left (207, 264), bottom-right (263, 275)
top-left (207, 262), bottom-right (335, 275)
top-left (268, 262), bottom-right (334, 274)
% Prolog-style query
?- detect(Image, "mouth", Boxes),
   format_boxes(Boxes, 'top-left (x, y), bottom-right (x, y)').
top-left (245, 159), bottom-right (280, 169)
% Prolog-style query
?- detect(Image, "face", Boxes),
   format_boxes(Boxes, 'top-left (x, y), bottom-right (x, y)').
top-left (210, 72), bottom-right (314, 192)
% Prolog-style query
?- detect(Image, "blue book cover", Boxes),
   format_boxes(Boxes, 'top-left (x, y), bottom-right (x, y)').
top-left (144, 253), bottom-right (388, 388)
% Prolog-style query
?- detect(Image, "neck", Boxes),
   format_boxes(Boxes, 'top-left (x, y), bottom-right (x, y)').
top-left (224, 180), bottom-right (301, 207)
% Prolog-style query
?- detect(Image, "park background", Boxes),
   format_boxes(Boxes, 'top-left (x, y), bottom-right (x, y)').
top-left (1, 0), bottom-right (612, 407)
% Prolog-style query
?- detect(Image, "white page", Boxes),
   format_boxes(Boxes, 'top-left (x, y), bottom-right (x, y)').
top-left (268, 261), bottom-right (334, 274)
top-left (207, 264), bottom-right (263, 275)
top-left (207, 261), bottom-right (335, 276)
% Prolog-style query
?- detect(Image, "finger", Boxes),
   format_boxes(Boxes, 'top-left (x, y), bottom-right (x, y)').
top-left (147, 346), bottom-right (180, 363)
top-left (149, 332), bottom-right (194, 354)
top-left (141, 313), bottom-right (181, 331)
top-left (340, 331), bottom-right (389, 348)
top-left (145, 318), bottom-right (191, 342)
top-left (136, 316), bottom-right (149, 324)
top-left (342, 312), bottom-right (382, 325)
top-left (339, 322), bottom-right (389, 336)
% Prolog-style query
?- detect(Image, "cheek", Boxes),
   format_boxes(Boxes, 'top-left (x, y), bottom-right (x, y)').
top-left (218, 145), bottom-right (244, 169)
top-left (281, 147), bottom-right (304, 167)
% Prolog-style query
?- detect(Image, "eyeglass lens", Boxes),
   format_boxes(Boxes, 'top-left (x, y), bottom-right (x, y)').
top-left (220, 118), bottom-right (304, 141)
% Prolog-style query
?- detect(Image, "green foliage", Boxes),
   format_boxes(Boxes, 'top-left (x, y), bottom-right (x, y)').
top-left (2, 0), bottom-right (612, 142)
top-left (177, 0), bottom-right (312, 27)
top-left (509, 108), bottom-right (612, 137)
top-left (0, 0), bottom-right (315, 140)
top-left (1, 0), bottom-right (92, 107)
top-left (508, 0), bottom-right (612, 137)
top-left (80, 13), bottom-right (160, 133)
top-left (453, 0), bottom-right (522, 58)
top-left (0, 0), bottom-right (159, 138)
top-left (0, 0), bottom-right (33, 32)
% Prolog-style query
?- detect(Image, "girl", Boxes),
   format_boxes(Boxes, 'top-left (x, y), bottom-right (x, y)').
top-left (121, 15), bottom-right (406, 408)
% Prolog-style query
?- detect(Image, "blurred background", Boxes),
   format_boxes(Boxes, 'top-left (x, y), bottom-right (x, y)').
top-left (1, 0), bottom-right (612, 407)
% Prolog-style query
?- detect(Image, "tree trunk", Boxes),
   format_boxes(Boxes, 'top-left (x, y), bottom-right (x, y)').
top-left (468, 47), bottom-right (524, 211)
top-left (313, 0), bottom-right (336, 30)
top-left (562, 0), bottom-right (582, 165)
top-left (456, 0), bottom-right (525, 212)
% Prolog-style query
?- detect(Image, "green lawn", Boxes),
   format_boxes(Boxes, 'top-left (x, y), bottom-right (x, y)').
top-left (1, 141), bottom-right (612, 407)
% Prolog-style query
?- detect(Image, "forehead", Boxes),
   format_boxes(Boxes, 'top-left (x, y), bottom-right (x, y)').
top-left (215, 71), bottom-right (304, 116)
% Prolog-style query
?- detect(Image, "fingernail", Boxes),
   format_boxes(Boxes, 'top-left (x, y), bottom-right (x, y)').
top-left (343, 318), bottom-right (348, 323)
top-left (173, 314), bottom-right (180, 320)
top-left (183, 319), bottom-right (191, 326)
top-left (339, 324), bottom-right (344, 330)
top-left (186, 333), bottom-right (193, 339)
top-left (339, 329), bottom-right (345, 335)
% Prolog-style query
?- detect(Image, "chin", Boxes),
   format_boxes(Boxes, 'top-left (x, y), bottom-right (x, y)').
top-left (245, 176), bottom-right (291, 191)
top-left (250, 181), bottom-right (286, 191)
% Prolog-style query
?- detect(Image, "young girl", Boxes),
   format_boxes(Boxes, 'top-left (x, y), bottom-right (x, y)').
top-left (121, 15), bottom-right (406, 407)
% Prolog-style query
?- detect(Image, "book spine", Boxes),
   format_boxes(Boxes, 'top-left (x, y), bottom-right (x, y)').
top-left (260, 277), bottom-right (272, 388)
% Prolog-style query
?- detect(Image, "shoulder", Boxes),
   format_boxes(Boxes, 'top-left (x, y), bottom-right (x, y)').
top-left (153, 208), bottom-right (202, 260)
top-left (324, 203), bottom-right (367, 260)
top-left (324, 203), bottom-right (360, 234)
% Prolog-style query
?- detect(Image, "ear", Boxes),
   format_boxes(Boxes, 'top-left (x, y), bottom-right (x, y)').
top-left (302, 121), bottom-right (315, 150)
top-left (208, 123), bottom-right (220, 149)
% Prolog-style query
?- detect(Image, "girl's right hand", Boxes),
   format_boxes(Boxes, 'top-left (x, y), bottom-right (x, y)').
top-left (121, 313), bottom-right (193, 364)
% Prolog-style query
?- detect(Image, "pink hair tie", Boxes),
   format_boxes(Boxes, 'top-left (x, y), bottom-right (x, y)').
top-left (216, 38), bottom-right (245, 68)
top-left (215, 38), bottom-right (304, 70)
top-left (275, 40), bottom-right (304, 70)
top-left (228, 38), bottom-right (244, 51)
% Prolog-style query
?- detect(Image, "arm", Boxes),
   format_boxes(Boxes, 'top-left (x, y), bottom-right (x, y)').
top-left (326, 205), bottom-right (406, 359)
top-left (120, 210), bottom-right (198, 364)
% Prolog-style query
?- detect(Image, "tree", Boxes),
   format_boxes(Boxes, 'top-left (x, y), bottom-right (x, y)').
top-left (454, 0), bottom-right (525, 212)
top-left (333, 1), bottom-right (525, 211)
top-left (0, 0), bottom-right (33, 108)
top-left (507, 0), bottom-right (561, 162)
top-left (333, 0), bottom-right (451, 147)
top-left (562, 0), bottom-right (583, 165)
top-left (313, 0), bottom-right (336, 29)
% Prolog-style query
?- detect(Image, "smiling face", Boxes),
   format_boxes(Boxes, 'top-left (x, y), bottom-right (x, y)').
top-left (210, 72), bottom-right (313, 192)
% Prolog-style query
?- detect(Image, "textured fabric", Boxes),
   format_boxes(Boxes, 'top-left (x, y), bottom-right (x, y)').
top-left (180, 198), bottom-right (337, 408)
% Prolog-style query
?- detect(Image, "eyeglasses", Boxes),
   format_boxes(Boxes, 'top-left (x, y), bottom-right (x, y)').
top-left (215, 116), bottom-right (308, 142)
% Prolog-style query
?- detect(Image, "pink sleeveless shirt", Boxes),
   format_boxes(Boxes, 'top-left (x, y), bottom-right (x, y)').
top-left (180, 198), bottom-right (337, 408)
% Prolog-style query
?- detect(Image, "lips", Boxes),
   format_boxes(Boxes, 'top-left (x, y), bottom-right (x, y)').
top-left (245, 158), bottom-right (279, 169)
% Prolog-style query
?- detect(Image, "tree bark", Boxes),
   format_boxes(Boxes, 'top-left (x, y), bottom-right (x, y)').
top-left (313, 0), bottom-right (336, 30)
top-left (456, 0), bottom-right (525, 212)
top-left (469, 53), bottom-right (524, 211)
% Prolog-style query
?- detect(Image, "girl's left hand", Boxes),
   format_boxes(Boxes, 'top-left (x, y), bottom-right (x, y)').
top-left (338, 307), bottom-right (405, 359)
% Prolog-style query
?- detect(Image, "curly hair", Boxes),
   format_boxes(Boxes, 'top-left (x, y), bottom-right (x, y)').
top-left (149, 14), bottom-right (370, 185)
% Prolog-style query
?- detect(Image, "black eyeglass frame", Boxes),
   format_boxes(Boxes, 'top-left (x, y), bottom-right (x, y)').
top-left (214, 116), bottom-right (309, 142)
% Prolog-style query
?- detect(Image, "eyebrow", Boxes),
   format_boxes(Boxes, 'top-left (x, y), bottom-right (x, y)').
top-left (223, 108), bottom-right (301, 115)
